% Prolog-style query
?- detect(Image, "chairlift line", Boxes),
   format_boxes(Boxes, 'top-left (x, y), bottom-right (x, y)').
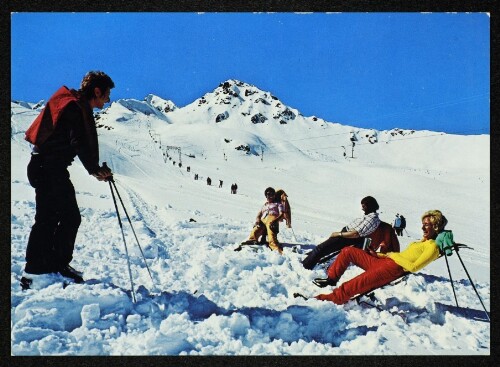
top-left (359, 92), bottom-right (490, 123)
top-left (266, 131), bottom-right (449, 156)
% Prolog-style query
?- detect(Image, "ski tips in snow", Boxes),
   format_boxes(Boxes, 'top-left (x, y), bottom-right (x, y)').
top-left (293, 292), bottom-right (309, 300)
top-left (235, 240), bottom-right (260, 251)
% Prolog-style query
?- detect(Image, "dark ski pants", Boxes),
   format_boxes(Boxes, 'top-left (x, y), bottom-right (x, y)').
top-left (302, 230), bottom-right (364, 270)
top-left (25, 154), bottom-right (81, 274)
top-left (316, 246), bottom-right (406, 304)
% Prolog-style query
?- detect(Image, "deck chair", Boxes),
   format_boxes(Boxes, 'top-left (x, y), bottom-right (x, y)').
top-left (352, 230), bottom-right (490, 322)
top-left (317, 221), bottom-right (400, 267)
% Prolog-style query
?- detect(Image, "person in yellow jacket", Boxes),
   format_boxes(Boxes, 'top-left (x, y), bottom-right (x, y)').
top-left (314, 210), bottom-right (447, 304)
top-left (242, 187), bottom-right (284, 254)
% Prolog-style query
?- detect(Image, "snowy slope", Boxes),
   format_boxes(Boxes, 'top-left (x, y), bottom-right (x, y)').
top-left (11, 80), bottom-right (490, 355)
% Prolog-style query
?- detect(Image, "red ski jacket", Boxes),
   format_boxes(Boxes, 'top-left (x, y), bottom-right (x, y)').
top-left (25, 86), bottom-right (100, 174)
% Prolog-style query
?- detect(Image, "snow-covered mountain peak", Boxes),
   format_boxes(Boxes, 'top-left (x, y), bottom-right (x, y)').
top-left (144, 94), bottom-right (178, 114)
top-left (97, 98), bottom-right (171, 126)
top-left (177, 78), bottom-right (302, 127)
top-left (11, 99), bottom-right (45, 111)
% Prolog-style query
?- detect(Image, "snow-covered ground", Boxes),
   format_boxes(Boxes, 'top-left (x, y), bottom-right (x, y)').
top-left (11, 80), bottom-right (490, 355)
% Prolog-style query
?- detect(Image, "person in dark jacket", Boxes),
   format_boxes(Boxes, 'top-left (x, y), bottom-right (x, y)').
top-left (22, 71), bottom-right (115, 285)
top-left (302, 196), bottom-right (381, 269)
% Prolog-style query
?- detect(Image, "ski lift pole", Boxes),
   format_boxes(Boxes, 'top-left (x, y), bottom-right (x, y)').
top-left (453, 243), bottom-right (490, 322)
top-left (108, 179), bottom-right (137, 303)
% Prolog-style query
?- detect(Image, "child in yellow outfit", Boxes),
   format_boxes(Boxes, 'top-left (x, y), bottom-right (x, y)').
top-left (243, 187), bottom-right (284, 254)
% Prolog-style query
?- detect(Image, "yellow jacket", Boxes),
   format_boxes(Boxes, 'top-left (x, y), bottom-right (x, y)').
top-left (383, 239), bottom-right (440, 273)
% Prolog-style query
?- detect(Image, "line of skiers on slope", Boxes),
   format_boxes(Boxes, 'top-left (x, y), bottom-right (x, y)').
top-left (194, 175), bottom-right (238, 194)
top-left (241, 189), bottom-right (449, 305)
top-left (19, 70), bottom-right (450, 307)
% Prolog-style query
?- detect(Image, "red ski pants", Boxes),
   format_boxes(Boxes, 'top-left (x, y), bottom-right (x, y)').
top-left (316, 246), bottom-right (405, 304)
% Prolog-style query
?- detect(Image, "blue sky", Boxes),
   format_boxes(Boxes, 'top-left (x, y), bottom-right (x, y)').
top-left (11, 12), bottom-right (489, 134)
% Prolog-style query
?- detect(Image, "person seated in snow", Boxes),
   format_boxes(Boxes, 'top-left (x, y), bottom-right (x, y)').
top-left (242, 187), bottom-right (284, 254)
top-left (313, 210), bottom-right (447, 305)
top-left (302, 196), bottom-right (381, 269)
top-left (22, 71), bottom-right (115, 285)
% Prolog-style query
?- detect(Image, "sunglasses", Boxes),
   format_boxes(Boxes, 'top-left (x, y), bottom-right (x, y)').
top-left (265, 192), bottom-right (275, 197)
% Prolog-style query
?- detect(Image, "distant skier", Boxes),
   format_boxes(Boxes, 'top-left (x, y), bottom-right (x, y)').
top-left (234, 183), bottom-right (238, 194)
top-left (207, 177), bottom-right (211, 186)
top-left (399, 215), bottom-right (407, 236)
top-left (219, 180), bottom-right (223, 188)
top-left (22, 71), bottom-right (115, 287)
top-left (194, 173), bottom-right (198, 180)
top-left (393, 213), bottom-right (403, 236)
top-left (187, 166), bottom-right (190, 172)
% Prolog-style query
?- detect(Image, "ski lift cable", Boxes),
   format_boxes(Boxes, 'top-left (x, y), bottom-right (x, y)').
top-left (263, 92), bottom-right (489, 146)
top-left (359, 92), bottom-right (490, 123)
top-left (264, 126), bottom-right (488, 156)
top-left (265, 131), bottom-right (449, 156)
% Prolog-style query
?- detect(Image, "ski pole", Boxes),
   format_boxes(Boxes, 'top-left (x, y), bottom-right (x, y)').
top-left (453, 244), bottom-right (490, 322)
top-left (317, 249), bottom-right (342, 265)
top-left (108, 180), bottom-right (137, 303)
top-left (443, 253), bottom-right (459, 307)
top-left (103, 163), bottom-right (157, 291)
top-left (290, 227), bottom-right (298, 243)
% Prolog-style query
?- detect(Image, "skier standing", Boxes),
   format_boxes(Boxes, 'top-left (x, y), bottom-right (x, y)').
top-left (22, 71), bottom-right (114, 286)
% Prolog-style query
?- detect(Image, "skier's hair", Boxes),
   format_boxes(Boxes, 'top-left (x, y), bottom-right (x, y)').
top-left (361, 196), bottom-right (379, 212)
top-left (421, 210), bottom-right (448, 232)
top-left (264, 187), bottom-right (275, 196)
top-left (79, 71), bottom-right (115, 100)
